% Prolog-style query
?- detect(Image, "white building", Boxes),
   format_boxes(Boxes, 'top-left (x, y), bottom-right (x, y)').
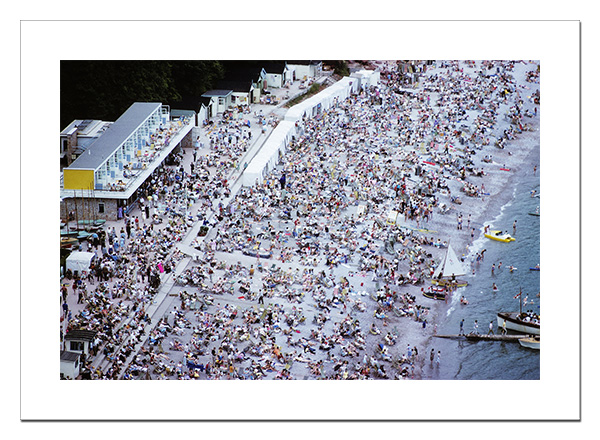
top-left (60, 102), bottom-right (195, 221)
top-left (60, 119), bottom-right (112, 168)
top-left (287, 60), bottom-right (323, 81)
top-left (263, 62), bottom-right (292, 88)
top-left (350, 69), bottom-right (381, 90)
top-left (201, 90), bottom-right (233, 117)
top-left (60, 351), bottom-right (81, 379)
top-left (63, 330), bottom-right (97, 358)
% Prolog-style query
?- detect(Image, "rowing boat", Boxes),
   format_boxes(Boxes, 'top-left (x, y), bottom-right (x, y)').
top-left (422, 286), bottom-right (447, 301)
top-left (60, 237), bottom-right (78, 247)
top-left (518, 336), bottom-right (540, 349)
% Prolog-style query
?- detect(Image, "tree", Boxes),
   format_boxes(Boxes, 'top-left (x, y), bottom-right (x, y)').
top-left (60, 61), bottom-right (225, 129)
top-left (170, 61), bottom-right (224, 99)
top-left (324, 60), bottom-right (349, 77)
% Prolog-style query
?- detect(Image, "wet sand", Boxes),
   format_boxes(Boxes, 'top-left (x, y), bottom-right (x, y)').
top-left (64, 60), bottom-right (540, 381)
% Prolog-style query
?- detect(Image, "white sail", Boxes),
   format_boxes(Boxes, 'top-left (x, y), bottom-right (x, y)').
top-left (432, 244), bottom-right (466, 279)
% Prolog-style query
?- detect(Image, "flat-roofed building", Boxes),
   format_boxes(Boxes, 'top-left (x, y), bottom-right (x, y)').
top-left (60, 350), bottom-right (81, 380)
top-left (60, 119), bottom-right (112, 168)
top-left (60, 102), bottom-right (194, 221)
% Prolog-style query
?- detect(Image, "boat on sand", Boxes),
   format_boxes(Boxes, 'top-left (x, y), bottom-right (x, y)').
top-left (422, 286), bottom-right (448, 300)
top-left (431, 243), bottom-right (468, 287)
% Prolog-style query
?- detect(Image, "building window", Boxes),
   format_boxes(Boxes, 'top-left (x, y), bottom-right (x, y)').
top-left (69, 341), bottom-right (84, 352)
top-left (98, 203), bottom-right (105, 214)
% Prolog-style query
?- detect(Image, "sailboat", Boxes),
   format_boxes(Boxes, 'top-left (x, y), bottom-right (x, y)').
top-left (431, 243), bottom-right (468, 287)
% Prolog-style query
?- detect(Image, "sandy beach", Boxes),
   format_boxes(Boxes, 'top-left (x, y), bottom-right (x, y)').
top-left (60, 60), bottom-right (540, 380)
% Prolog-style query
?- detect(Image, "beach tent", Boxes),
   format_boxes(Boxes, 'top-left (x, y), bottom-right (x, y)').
top-left (66, 251), bottom-right (96, 275)
top-left (245, 77), bottom-right (360, 186)
top-left (285, 93), bottom-right (322, 122)
top-left (351, 69), bottom-right (380, 90)
top-left (327, 76), bottom-right (358, 101)
top-left (242, 121), bottom-right (297, 186)
top-left (356, 204), bottom-right (367, 217)
top-left (284, 77), bottom-right (357, 123)
top-left (386, 210), bottom-right (398, 225)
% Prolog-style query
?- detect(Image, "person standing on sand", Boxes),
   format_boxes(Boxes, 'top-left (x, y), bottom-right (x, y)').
top-left (459, 318), bottom-right (464, 335)
top-left (279, 173), bottom-right (286, 190)
top-left (430, 348), bottom-right (435, 365)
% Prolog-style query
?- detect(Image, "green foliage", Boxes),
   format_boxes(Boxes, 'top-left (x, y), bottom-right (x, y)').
top-left (285, 82), bottom-right (326, 108)
top-left (170, 61), bottom-right (225, 100)
top-left (325, 60), bottom-right (349, 77)
top-left (308, 82), bottom-right (321, 94)
top-left (60, 61), bottom-right (225, 129)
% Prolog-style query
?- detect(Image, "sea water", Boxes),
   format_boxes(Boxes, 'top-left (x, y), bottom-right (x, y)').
top-left (423, 168), bottom-right (541, 380)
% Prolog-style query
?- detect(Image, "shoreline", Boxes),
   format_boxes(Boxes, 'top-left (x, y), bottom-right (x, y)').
top-left (61, 60), bottom-right (540, 380)
top-left (342, 61), bottom-right (541, 379)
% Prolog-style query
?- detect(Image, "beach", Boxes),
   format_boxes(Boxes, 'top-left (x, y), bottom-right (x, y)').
top-left (60, 60), bottom-right (540, 380)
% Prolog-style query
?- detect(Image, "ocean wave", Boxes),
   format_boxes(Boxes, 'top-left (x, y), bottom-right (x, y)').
top-left (447, 286), bottom-right (466, 316)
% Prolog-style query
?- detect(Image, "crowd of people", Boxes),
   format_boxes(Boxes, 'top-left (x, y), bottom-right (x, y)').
top-left (60, 104), bottom-right (269, 379)
top-left (61, 60), bottom-right (540, 380)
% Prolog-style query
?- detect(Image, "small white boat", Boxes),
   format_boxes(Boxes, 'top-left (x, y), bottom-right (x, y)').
top-left (519, 336), bottom-right (540, 349)
top-left (431, 243), bottom-right (468, 287)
